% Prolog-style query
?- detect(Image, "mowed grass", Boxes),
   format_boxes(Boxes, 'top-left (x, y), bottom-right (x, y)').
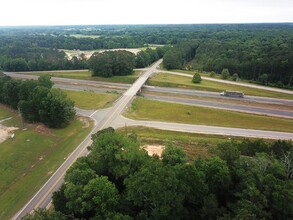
top-left (124, 97), bottom-right (293, 132)
top-left (0, 107), bottom-right (94, 219)
top-left (63, 90), bottom-right (120, 109)
top-left (149, 72), bottom-right (293, 100)
top-left (19, 70), bottom-right (141, 84)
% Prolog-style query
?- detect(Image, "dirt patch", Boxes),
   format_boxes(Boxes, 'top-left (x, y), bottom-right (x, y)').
top-left (0, 124), bottom-right (18, 144)
top-left (79, 117), bottom-right (90, 128)
top-left (65, 48), bottom-right (141, 60)
top-left (35, 124), bottom-right (52, 136)
top-left (143, 145), bottom-right (165, 157)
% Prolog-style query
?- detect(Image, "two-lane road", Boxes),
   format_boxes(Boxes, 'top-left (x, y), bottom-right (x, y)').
top-left (12, 60), bottom-right (163, 219)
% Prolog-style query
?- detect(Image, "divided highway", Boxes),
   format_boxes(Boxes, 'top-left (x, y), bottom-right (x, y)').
top-left (7, 59), bottom-right (293, 219)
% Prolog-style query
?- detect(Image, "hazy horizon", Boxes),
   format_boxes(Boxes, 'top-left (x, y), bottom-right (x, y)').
top-left (0, 0), bottom-right (292, 26)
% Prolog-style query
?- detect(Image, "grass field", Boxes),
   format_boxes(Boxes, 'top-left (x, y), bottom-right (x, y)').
top-left (0, 106), bottom-right (94, 219)
top-left (117, 126), bottom-right (254, 160)
top-left (124, 97), bottom-right (293, 132)
top-left (149, 72), bottom-right (293, 100)
top-left (70, 34), bottom-right (100, 39)
top-left (19, 70), bottom-right (141, 84)
top-left (63, 90), bottom-right (120, 109)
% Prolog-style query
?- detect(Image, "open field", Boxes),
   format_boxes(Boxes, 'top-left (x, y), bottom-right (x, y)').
top-left (149, 72), bottom-right (293, 100)
top-left (0, 106), bottom-right (94, 219)
top-left (18, 70), bottom-right (141, 84)
top-left (63, 90), bottom-right (120, 109)
top-left (70, 34), bottom-right (100, 39)
top-left (124, 97), bottom-right (293, 132)
top-left (61, 48), bottom-right (143, 60)
top-left (117, 126), bottom-right (257, 160)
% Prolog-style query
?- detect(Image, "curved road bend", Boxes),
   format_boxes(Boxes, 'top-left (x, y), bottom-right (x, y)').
top-left (12, 59), bottom-right (163, 220)
top-left (112, 116), bottom-right (293, 140)
top-left (157, 70), bottom-right (293, 95)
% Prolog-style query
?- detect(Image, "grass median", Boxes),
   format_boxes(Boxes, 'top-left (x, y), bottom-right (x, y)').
top-left (0, 106), bottom-right (94, 219)
top-left (124, 97), bottom-right (293, 132)
top-left (63, 90), bottom-right (120, 110)
top-left (18, 70), bottom-right (141, 84)
top-left (149, 72), bottom-right (293, 100)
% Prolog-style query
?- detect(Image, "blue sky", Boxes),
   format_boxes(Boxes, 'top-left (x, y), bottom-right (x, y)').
top-left (0, 0), bottom-right (292, 26)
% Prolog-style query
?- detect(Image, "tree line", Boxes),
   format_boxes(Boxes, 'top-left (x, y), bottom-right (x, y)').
top-left (88, 47), bottom-right (168, 77)
top-left (24, 128), bottom-right (293, 219)
top-left (0, 24), bottom-right (292, 87)
top-left (163, 29), bottom-right (293, 88)
top-left (0, 73), bottom-right (75, 128)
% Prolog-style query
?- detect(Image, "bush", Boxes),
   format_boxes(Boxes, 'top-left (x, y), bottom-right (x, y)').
top-left (221, 68), bottom-right (230, 79)
top-left (192, 73), bottom-right (202, 83)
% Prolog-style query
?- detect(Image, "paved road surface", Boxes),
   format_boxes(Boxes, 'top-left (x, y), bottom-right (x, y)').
top-left (9, 59), bottom-right (293, 219)
top-left (143, 86), bottom-right (293, 105)
top-left (112, 116), bottom-right (293, 140)
top-left (142, 94), bottom-right (293, 118)
top-left (157, 70), bottom-right (293, 95)
top-left (12, 60), bottom-right (162, 219)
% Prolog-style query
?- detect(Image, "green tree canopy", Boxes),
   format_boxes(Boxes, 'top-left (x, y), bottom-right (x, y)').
top-left (192, 72), bottom-right (202, 83)
top-left (89, 50), bottom-right (135, 77)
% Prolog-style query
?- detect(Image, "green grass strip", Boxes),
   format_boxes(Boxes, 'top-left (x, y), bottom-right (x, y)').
top-left (63, 90), bottom-right (120, 110)
top-left (124, 97), bottom-right (293, 132)
top-left (149, 72), bottom-right (293, 100)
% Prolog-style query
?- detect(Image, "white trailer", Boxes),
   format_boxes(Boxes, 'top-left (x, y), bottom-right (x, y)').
top-left (220, 90), bottom-right (244, 98)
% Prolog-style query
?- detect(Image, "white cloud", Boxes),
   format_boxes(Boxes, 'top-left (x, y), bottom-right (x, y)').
top-left (0, 0), bottom-right (292, 26)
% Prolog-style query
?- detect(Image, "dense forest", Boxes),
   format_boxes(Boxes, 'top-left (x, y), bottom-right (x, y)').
top-left (0, 24), bottom-right (292, 87)
top-left (24, 128), bottom-right (293, 220)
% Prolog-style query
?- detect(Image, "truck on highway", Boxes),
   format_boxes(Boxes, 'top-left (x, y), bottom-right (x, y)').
top-left (220, 90), bottom-right (244, 98)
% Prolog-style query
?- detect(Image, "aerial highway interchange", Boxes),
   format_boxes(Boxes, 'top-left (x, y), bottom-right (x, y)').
top-left (5, 59), bottom-right (293, 219)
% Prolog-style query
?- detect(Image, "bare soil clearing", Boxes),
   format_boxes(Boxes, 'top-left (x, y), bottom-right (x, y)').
top-left (143, 144), bottom-right (165, 157)
top-left (0, 124), bottom-right (18, 144)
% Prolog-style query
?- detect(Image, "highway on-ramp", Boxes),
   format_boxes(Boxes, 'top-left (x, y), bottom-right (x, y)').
top-left (12, 60), bottom-right (162, 220)
top-left (9, 59), bottom-right (293, 219)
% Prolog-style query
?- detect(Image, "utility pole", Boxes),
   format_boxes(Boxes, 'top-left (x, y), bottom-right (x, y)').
top-left (18, 107), bottom-right (24, 129)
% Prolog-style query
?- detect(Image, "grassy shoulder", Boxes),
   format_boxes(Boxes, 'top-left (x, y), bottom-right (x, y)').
top-left (0, 106), bottom-right (94, 219)
top-left (149, 72), bottom-right (293, 100)
top-left (116, 126), bottom-right (270, 160)
top-left (124, 97), bottom-right (293, 132)
top-left (18, 70), bottom-right (141, 84)
top-left (63, 90), bottom-right (120, 110)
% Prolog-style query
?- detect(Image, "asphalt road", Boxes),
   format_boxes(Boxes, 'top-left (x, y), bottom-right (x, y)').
top-left (157, 70), bottom-right (293, 95)
top-left (143, 86), bottom-right (293, 106)
top-left (8, 59), bottom-right (293, 219)
top-left (12, 59), bottom-right (162, 220)
top-left (112, 116), bottom-right (293, 140)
